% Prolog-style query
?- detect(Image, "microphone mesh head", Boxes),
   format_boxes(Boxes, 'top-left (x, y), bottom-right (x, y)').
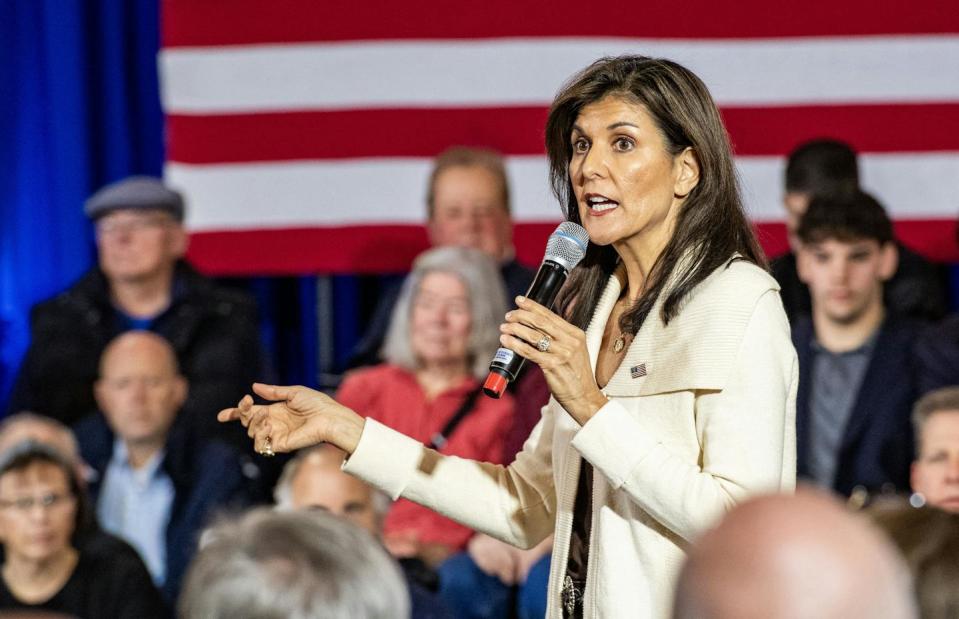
top-left (544, 221), bottom-right (590, 271)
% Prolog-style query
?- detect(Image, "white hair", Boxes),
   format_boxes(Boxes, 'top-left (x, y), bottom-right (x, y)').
top-left (381, 246), bottom-right (509, 379)
top-left (180, 508), bottom-right (410, 619)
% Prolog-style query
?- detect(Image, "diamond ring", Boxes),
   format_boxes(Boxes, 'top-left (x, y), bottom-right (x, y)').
top-left (536, 335), bottom-right (552, 352)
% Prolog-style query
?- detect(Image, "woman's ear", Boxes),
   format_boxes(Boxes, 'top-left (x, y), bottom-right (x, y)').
top-left (674, 147), bottom-right (700, 198)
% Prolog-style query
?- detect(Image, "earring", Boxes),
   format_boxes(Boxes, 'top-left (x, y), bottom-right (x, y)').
top-left (908, 492), bottom-right (926, 508)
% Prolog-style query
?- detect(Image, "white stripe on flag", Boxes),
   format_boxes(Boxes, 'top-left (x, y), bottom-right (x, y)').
top-left (167, 152), bottom-right (959, 231)
top-left (159, 36), bottom-right (959, 113)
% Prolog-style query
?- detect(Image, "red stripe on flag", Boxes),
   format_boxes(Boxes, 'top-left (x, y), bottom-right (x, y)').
top-left (166, 107), bottom-right (549, 164)
top-left (185, 220), bottom-right (958, 275)
top-left (162, 0), bottom-right (959, 48)
top-left (167, 103), bottom-right (959, 165)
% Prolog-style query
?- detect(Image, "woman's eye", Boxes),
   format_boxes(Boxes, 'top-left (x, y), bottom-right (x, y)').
top-left (614, 137), bottom-right (634, 151)
top-left (572, 138), bottom-right (589, 153)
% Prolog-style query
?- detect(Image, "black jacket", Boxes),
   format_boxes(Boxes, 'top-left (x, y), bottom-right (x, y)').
top-left (793, 316), bottom-right (918, 496)
top-left (7, 261), bottom-right (265, 447)
top-left (74, 413), bottom-right (250, 604)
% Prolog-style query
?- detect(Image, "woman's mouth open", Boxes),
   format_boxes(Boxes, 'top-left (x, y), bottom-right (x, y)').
top-left (586, 194), bottom-right (619, 214)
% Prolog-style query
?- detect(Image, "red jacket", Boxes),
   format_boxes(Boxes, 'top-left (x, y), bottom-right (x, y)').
top-left (338, 364), bottom-right (514, 550)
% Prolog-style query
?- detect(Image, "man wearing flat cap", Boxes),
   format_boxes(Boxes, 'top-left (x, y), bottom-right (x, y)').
top-left (7, 176), bottom-right (267, 453)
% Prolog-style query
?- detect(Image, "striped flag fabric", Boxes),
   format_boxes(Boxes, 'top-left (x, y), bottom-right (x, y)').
top-left (160, 0), bottom-right (959, 275)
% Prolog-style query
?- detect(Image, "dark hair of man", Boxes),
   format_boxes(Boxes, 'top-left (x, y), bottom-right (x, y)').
top-left (425, 146), bottom-right (511, 217)
top-left (785, 139), bottom-right (860, 196)
top-left (0, 440), bottom-right (93, 547)
top-left (796, 190), bottom-right (894, 247)
top-left (544, 55), bottom-right (766, 333)
top-left (870, 505), bottom-right (959, 619)
top-left (912, 386), bottom-right (959, 453)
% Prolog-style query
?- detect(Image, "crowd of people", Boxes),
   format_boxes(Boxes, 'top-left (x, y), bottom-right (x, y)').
top-left (2, 54), bottom-right (959, 619)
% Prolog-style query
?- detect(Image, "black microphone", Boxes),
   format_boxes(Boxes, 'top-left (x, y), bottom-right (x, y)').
top-left (483, 221), bottom-right (590, 398)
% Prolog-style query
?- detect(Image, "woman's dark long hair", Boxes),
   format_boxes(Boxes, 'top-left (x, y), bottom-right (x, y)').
top-left (546, 56), bottom-right (766, 333)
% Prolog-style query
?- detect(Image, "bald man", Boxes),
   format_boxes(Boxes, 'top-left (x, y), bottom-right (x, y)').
top-left (274, 444), bottom-right (454, 619)
top-left (673, 489), bottom-right (917, 619)
top-left (72, 331), bottom-right (250, 604)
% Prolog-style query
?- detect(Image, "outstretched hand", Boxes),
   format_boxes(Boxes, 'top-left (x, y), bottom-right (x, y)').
top-left (217, 383), bottom-right (365, 455)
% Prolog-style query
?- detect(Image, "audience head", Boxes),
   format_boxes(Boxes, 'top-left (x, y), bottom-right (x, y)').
top-left (179, 508), bottom-right (409, 619)
top-left (274, 444), bottom-right (390, 536)
top-left (673, 488), bottom-right (916, 619)
top-left (796, 190), bottom-right (897, 326)
top-left (94, 331), bottom-right (187, 450)
top-left (0, 412), bottom-right (89, 487)
top-left (783, 139), bottom-right (860, 244)
top-left (382, 246), bottom-right (508, 379)
top-left (426, 146), bottom-right (514, 262)
top-left (0, 441), bottom-right (92, 563)
top-left (911, 387), bottom-right (959, 512)
top-left (871, 504), bottom-right (959, 619)
top-left (86, 176), bottom-right (188, 285)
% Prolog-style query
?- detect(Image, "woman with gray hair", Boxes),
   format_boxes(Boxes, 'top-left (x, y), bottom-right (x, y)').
top-left (335, 246), bottom-right (515, 570)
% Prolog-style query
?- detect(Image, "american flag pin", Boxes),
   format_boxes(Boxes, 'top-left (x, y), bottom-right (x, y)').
top-left (630, 363), bottom-right (647, 379)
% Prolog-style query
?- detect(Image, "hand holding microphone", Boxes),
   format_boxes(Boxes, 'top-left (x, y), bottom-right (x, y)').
top-left (483, 221), bottom-right (589, 398)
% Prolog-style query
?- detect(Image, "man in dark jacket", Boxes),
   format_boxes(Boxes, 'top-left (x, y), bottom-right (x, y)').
top-left (772, 139), bottom-right (947, 323)
top-left (7, 176), bottom-right (266, 448)
top-left (74, 331), bottom-right (249, 604)
top-left (793, 190), bottom-right (919, 497)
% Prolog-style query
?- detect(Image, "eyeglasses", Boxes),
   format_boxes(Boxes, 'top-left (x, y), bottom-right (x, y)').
top-left (95, 214), bottom-right (174, 236)
top-left (0, 492), bottom-right (75, 513)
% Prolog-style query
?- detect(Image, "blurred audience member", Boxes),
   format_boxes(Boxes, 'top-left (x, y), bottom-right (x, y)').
top-left (871, 504), bottom-right (959, 619)
top-left (350, 146), bottom-right (534, 367)
top-left (673, 488), bottom-right (916, 619)
top-left (73, 331), bottom-right (249, 602)
top-left (793, 190), bottom-right (917, 495)
top-left (7, 176), bottom-right (267, 448)
top-left (179, 507), bottom-right (409, 619)
top-left (275, 444), bottom-right (453, 618)
top-left (0, 414), bottom-right (85, 483)
top-left (0, 413), bottom-right (169, 595)
top-left (439, 534), bottom-right (550, 619)
top-left (910, 388), bottom-right (959, 512)
top-left (0, 442), bottom-right (164, 618)
top-left (771, 139), bottom-right (946, 323)
top-left (338, 247), bottom-right (514, 571)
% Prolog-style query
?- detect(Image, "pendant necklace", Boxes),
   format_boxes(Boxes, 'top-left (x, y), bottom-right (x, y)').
top-left (612, 332), bottom-right (628, 353)
top-left (612, 335), bottom-right (627, 353)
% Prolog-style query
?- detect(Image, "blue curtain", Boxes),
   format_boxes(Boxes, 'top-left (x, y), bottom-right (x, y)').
top-left (0, 0), bottom-right (164, 405)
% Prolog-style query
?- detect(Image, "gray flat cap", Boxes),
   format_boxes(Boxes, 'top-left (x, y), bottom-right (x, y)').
top-left (84, 176), bottom-right (185, 221)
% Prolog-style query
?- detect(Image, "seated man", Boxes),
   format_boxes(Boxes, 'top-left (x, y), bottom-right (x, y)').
top-left (7, 176), bottom-right (266, 448)
top-left (772, 138), bottom-right (946, 323)
top-left (349, 146), bottom-right (535, 368)
top-left (674, 489), bottom-right (916, 619)
top-left (74, 331), bottom-right (249, 603)
top-left (273, 444), bottom-right (453, 619)
top-left (909, 387), bottom-right (959, 512)
top-left (793, 190), bottom-right (918, 495)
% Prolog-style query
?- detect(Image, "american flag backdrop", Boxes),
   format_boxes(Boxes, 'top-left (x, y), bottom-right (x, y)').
top-left (159, 1), bottom-right (959, 275)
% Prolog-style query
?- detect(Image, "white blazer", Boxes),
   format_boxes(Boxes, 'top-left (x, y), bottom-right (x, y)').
top-left (345, 258), bottom-right (798, 618)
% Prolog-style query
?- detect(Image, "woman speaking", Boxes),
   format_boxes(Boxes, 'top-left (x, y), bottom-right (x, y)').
top-left (220, 55), bottom-right (797, 619)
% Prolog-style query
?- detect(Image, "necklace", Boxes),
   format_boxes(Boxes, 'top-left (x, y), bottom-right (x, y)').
top-left (612, 332), bottom-right (630, 353)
